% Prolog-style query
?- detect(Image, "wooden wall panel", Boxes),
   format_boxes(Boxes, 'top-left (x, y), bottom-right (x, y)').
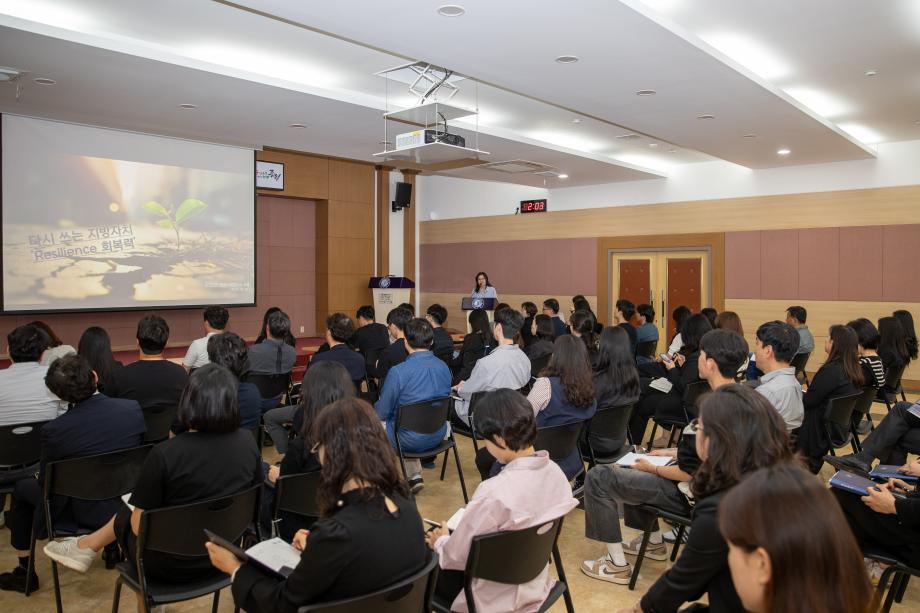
top-left (420, 185), bottom-right (920, 244)
top-left (839, 226), bottom-right (884, 301)
top-left (328, 201), bottom-right (374, 239)
top-left (256, 150), bottom-right (328, 200)
top-left (798, 228), bottom-right (839, 301)
top-left (329, 159), bottom-right (375, 203)
top-left (402, 171), bottom-right (418, 304)
top-left (725, 231), bottom-right (761, 299)
top-left (376, 167), bottom-right (390, 276)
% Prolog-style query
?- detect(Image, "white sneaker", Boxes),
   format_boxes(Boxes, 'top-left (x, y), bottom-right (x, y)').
top-left (580, 554), bottom-right (634, 585)
top-left (43, 537), bottom-right (97, 573)
top-left (622, 534), bottom-right (669, 561)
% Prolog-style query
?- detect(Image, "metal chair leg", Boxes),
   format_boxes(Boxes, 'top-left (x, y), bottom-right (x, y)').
top-left (25, 531), bottom-right (37, 596)
top-left (211, 588), bottom-right (221, 613)
top-left (670, 525), bottom-right (685, 562)
top-left (552, 545), bottom-right (575, 613)
top-left (876, 566), bottom-right (899, 612)
top-left (646, 422), bottom-right (659, 450)
top-left (51, 560), bottom-right (63, 613)
top-left (111, 576), bottom-right (123, 613)
top-left (453, 443), bottom-right (469, 503)
top-left (439, 451), bottom-right (449, 481)
top-left (628, 528), bottom-right (652, 591)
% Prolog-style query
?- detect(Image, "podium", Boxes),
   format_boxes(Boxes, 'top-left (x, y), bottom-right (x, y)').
top-left (368, 276), bottom-right (415, 323)
top-left (460, 297), bottom-right (497, 332)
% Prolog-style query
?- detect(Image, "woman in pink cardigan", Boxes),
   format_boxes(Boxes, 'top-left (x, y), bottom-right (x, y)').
top-left (426, 389), bottom-right (578, 612)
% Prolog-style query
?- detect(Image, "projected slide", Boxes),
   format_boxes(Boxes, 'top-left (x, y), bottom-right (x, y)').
top-left (2, 115), bottom-right (255, 312)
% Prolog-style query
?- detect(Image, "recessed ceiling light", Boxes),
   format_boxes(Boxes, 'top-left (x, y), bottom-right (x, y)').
top-left (33, 77), bottom-right (56, 85)
top-left (555, 55), bottom-right (580, 64)
top-left (289, 123), bottom-right (306, 128)
top-left (697, 114), bottom-right (715, 120)
top-left (557, 174), bottom-right (569, 179)
top-left (437, 4), bottom-right (465, 17)
top-left (864, 69), bottom-right (878, 77)
top-left (636, 89), bottom-right (657, 96)
top-left (777, 148), bottom-right (791, 156)
top-left (649, 143), bottom-right (659, 148)
top-left (743, 133), bottom-right (758, 138)
top-left (179, 103), bottom-right (197, 109)
top-left (616, 133), bottom-right (639, 140)
top-left (571, 118), bottom-right (582, 124)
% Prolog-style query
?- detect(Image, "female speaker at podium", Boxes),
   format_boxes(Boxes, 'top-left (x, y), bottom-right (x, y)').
top-left (471, 271), bottom-right (498, 300)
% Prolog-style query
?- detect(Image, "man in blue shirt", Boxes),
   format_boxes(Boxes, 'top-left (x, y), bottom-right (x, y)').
top-left (374, 317), bottom-right (451, 493)
top-left (543, 298), bottom-right (568, 338)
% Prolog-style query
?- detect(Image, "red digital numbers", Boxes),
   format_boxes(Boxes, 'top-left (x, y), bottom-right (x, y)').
top-left (520, 199), bottom-right (547, 214)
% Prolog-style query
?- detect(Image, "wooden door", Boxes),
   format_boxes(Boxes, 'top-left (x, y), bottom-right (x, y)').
top-left (666, 258), bottom-right (702, 341)
top-left (617, 259), bottom-right (651, 324)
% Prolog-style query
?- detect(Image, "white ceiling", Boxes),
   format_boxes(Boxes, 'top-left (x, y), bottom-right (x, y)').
top-left (0, 0), bottom-right (916, 187)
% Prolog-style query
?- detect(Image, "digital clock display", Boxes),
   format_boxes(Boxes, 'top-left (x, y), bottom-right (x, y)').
top-left (520, 199), bottom-right (548, 214)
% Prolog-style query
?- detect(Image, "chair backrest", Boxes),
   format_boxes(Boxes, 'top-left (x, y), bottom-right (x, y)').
top-left (824, 392), bottom-right (863, 428)
top-left (465, 516), bottom-right (564, 585)
top-left (530, 354), bottom-right (551, 378)
top-left (789, 351), bottom-right (811, 374)
top-left (636, 340), bottom-right (658, 359)
top-left (852, 386), bottom-right (877, 417)
top-left (274, 471), bottom-right (321, 520)
top-left (395, 397), bottom-right (451, 435)
top-left (246, 372), bottom-right (292, 399)
top-left (0, 421), bottom-right (46, 468)
top-left (297, 552), bottom-right (439, 613)
top-left (142, 407), bottom-right (175, 443)
top-left (534, 421), bottom-right (584, 461)
top-left (138, 483), bottom-right (261, 557)
top-left (586, 404), bottom-right (634, 449)
top-left (45, 445), bottom-right (154, 500)
top-left (683, 380), bottom-right (711, 408)
top-left (883, 362), bottom-right (907, 394)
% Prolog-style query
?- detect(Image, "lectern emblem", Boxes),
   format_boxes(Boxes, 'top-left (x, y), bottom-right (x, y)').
top-left (379, 277), bottom-right (391, 288)
top-left (472, 298), bottom-right (484, 309)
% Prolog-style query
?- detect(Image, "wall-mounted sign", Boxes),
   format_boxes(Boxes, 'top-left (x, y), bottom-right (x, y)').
top-left (256, 160), bottom-right (284, 190)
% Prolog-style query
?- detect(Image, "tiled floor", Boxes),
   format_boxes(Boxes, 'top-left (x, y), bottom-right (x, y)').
top-left (1, 403), bottom-right (918, 612)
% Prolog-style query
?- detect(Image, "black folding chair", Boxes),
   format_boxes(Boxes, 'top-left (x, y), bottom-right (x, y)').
top-left (394, 397), bottom-right (469, 503)
top-left (272, 471), bottom-right (321, 539)
top-left (823, 392), bottom-right (863, 456)
top-left (646, 380), bottom-right (709, 449)
top-left (790, 351), bottom-right (812, 386)
top-left (628, 504), bottom-right (693, 591)
top-left (298, 551), bottom-right (439, 612)
top-left (31, 445), bottom-right (154, 611)
top-left (875, 363), bottom-right (908, 412)
top-left (431, 516), bottom-right (574, 613)
top-left (864, 547), bottom-right (920, 612)
top-left (583, 404), bottom-right (635, 468)
top-left (636, 340), bottom-right (658, 360)
top-left (245, 372), bottom-right (292, 402)
top-left (142, 408), bottom-right (175, 444)
top-left (111, 483), bottom-right (261, 613)
top-left (448, 392), bottom-right (486, 452)
top-left (849, 386), bottom-right (879, 451)
top-left (535, 421), bottom-right (586, 481)
top-left (0, 421), bottom-right (46, 498)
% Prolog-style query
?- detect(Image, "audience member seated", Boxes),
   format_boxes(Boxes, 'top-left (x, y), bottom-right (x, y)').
top-left (795, 325), bottom-right (864, 473)
top-left (525, 314), bottom-right (556, 363)
top-left (183, 305), bottom-right (228, 370)
top-left (542, 298), bottom-right (568, 338)
top-left (397, 302), bottom-right (415, 313)
top-left (833, 457), bottom-right (920, 582)
top-left (207, 332), bottom-right (264, 431)
top-left (574, 297), bottom-right (604, 335)
top-left (520, 301), bottom-right (538, 346)
top-left (751, 321), bottom-right (804, 431)
top-left (826, 400), bottom-right (920, 473)
top-left (720, 463), bottom-right (874, 613)
top-left (0, 324), bottom-right (61, 427)
top-left (43, 364), bottom-right (262, 585)
top-left (105, 315), bottom-right (188, 419)
top-left (878, 315), bottom-right (910, 380)
top-left (454, 309), bottom-right (530, 427)
top-left (520, 335), bottom-right (597, 480)
top-left (701, 307), bottom-right (719, 329)
top-left (714, 310), bottom-right (744, 336)
top-left (207, 397), bottom-right (427, 613)
top-left (264, 361), bottom-right (355, 457)
top-left (586, 385), bottom-right (792, 613)
top-left (614, 299), bottom-right (636, 327)
top-left (249, 310), bottom-right (297, 376)
top-left (848, 318), bottom-right (885, 388)
top-left (255, 306), bottom-right (296, 347)
top-left (586, 326), bottom-right (641, 458)
top-left (631, 314), bottom-right (711, 445)
top-left (570, 309), bottom-right (600, 367)
top-left (1, 355), bottom-right (145, 593)
top-left (370, 307), bottom-right (411, 386)
top-left (581, 351), bottom-right (748, 590)
top-left (428, 389), bottom-right (578, 612)
top-left (635, 303), bottom-right (659, 346)
top-left (354, 305), bottom-right (390, 360)
top-left (375, 318), bottom-right (452, 493)
top-left (425, 304), bottom-right (454, 365)
top-left (30, 321), bottom-right (76, 366)
top-left (450, 308), bottom-right (494, 385)
top-left (785, 305), bottom-right (813, 356)
top-left (893, 309), bottom-right (918, 362)
top-left (77, 326), bottom-right (123, 394)
top-left (667, 305), bottom-right (692, 356)
top-left (697, 330), bottom-right (749, 391)
top-left (308, 313), bottom-right (365, 384)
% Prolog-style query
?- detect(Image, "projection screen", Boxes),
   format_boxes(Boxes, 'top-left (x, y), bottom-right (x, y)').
top-left (1, 115), bottom-right (255, 313)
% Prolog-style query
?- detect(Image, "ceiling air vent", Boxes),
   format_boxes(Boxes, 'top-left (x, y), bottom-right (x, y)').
top-left (477, 159), bottom-right (555, 174)
top-left (615, 133), bottom-right (640, 140)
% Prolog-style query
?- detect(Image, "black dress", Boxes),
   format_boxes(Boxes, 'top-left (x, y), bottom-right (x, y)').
top-left (451, 332), bottom-right (492, 384)
top-left (794, 360), bottom-right (859, 473)
top-left (232, 489), bottom-right (427, 613)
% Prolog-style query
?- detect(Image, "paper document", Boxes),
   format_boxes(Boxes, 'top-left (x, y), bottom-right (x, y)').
top-left (615, 452), bottom-right (673, 468)
top-left (246, 538), bottom-right (302, 578)
top-left (648, 378), bottom-right (673, 394)
top-left (447, 507), bottom-right (466, 531)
